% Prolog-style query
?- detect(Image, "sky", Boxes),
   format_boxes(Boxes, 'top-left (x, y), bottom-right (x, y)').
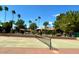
top-left (0, 5), bottom-right (79, 28)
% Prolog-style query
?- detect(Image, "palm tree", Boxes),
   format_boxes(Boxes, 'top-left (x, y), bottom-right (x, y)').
top-left (37, 16), bottom-right (41, 28)
top-left (35, 19), bottom-right (38, 27)
top-left (4, 6), bottom-right (8, 22)
top-left (35, 19), bottom-right (37, 21)
top-left (38, 16), bottom-right (41, 19)
top-left (0, 6), bottom-right (3, 20)
top-left (29, 20), bottom-right (32, 24)
top-left (0, 6), bottom-right (3, 19)
top-left (12, 10), bottom-right (16, 21)
top-left (17, 14), bottom-right (21, 20)
top-left (0, 6), bottom-right (3, 11)
top-left (35, 19), bottom-right (37, 23)
top-left (29, 20), bottom-right (32, 28)
top-left (43, 21), bottom-right (49, 34)
top-left (43, 21), bottom-right (49, 29)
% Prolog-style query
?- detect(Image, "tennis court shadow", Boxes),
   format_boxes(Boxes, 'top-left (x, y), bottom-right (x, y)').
top-left (51, 47), bottom-right (59, 51)
top-left (35, 36), bottom-right (59, 51)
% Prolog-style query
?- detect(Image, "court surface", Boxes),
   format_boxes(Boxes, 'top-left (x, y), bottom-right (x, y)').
top-left (0, 36), bottom-right (79, 54)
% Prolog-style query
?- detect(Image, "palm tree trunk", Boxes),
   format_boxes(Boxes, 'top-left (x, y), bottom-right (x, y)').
top-left (5, 10), bottom-right (6, 22)
top-left (11, 14), bottom-right (14, 30)
top-left (12, 14), bottom-right (14, 21)
top-left (36, 19), bottom-right (38, 28)
top-left (39, 19), bottom-right (40, 28)
top-left (18, 18), bottom-right (20, 20)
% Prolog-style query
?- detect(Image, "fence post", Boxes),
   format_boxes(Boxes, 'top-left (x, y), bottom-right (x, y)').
top-left (50, 38), bottom-right (52, 50)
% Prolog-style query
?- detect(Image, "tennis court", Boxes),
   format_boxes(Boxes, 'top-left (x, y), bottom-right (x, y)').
top-left (0, 36), bottom-right (79, 54)
top-left (0, 36), bottom-right (48, 48)
top-left (51, 39), bottom-right (79, 48)
top-left (0, 36), bottom-right (55, 54)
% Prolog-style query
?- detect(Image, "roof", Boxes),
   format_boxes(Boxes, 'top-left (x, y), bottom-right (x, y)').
top-left (46, 27), bottom-right (55, 30)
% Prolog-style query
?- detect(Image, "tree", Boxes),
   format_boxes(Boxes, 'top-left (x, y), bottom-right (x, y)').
top-left (12, 10), bottom-right (16, 21)
top-left (0, 6), bottom-right (3, 20)
top-left (43, 21), bottom-right (49, 29)
top-left (17, 14), bottom-right (21, 20)
top-left (54, 11), bottom-right (79, 36)
top-left (11, 10), bottom-right (16, 30)
top-left (2, 21), bottom-right (12, 33)
top-left (9, 20), bottom-right (15, 28)
top-left (38, 16), bottom-right (41, 28)
top-left (29, 20), bottom-right (32, 28)
top-left (38, 16), bottom-right (41, 19)
top-left (15, 19), bottom-right (25, 29)
top-left (0, 6), bottom-right (3, 11)
top-left (29, 23), bottom-right (37, 30)
top-left (35, 19), bottom-right (37, 21)
top-left (29, 20), bottom-right (32, 24)
top-left (15, 19), bottom-right (26, 33)
top-left (4, 6), bottom-right (8, 22)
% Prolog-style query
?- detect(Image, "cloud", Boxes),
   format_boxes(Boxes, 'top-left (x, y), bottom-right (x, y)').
top-left (53, 14), bottom-right (60, 17)
top-left (27, 25), bottom-right (29, 28)
top-left (49, 21), bottom-right (52, 25)
top-left (49, 21), bottom-right (53, 26)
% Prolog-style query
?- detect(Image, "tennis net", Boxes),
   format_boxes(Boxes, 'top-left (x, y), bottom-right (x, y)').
top-left (35, 35), bottom-right (52, 50)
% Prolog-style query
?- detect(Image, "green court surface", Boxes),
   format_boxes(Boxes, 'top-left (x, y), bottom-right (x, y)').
top-left (0, 36), bottom-right (48, 48)
top-left (52, 39), bottom-right (79, 48)
top-left (0, 36), bottom-right (79, 49)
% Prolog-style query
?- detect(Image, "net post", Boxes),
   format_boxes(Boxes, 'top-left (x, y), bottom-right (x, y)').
top-left (50, 38), bottom-right (52, 50)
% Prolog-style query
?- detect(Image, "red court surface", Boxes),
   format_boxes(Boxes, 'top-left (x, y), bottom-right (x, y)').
top-left (59, 48), bottom-right (79, 54)
top-left (0, 48), bottom-right (79, 54)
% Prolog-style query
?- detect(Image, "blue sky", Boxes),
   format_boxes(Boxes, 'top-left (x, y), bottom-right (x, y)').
top-left (0, 5), bottom-right (79, 28)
